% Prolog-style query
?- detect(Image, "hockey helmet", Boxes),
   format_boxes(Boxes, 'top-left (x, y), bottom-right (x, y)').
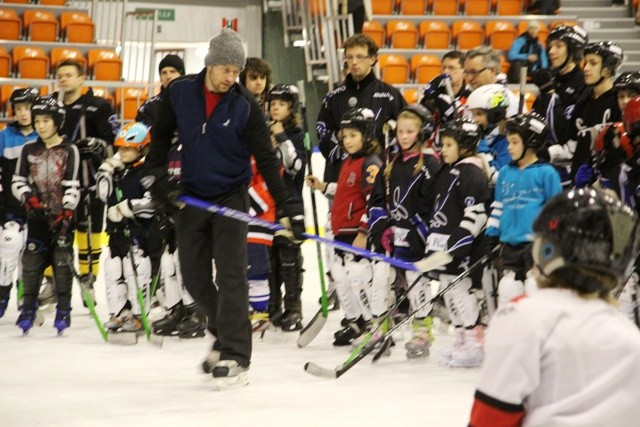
top-left (438, 118), bottom-right (481, 152)
top-left (505, 112), bottom-right (549, 151)
top-left (614, 72), bottom-right (640, 95)
top-left (266, 84), bottom-right (300, 114)
top-left (340, 107), bottom-right (376, 142)
top-left (10, 87), bottom-right (39, 110)
top-left (624, 96), bottom-right (640, 141)
top-left (584, 41), bottom-right (623, 76)
top-left (115, 122), bottom-right (151, 150)
top-left (546, 25), bottom-right (588, 66)
top-left (466, 84), bottom-right (509, 125)
top-left (532, 188), bottom-right (639, 282)
top-left (399, 104), bottom-right (435, 143)
top-left (594, 122), bottom-right (633, 160)
top-left (30, 96), bottom-right (65, 129)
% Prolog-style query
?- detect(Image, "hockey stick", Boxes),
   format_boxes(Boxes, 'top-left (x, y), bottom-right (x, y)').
top-left (177, 195), bottom-right (452, 274)
top-left (56, 237), bottom-right (109, 343)
top-left (518, 67), bottom-right (527, 115)
top-left (114, 184), bottom-right (162, 347)
top-left (304, 252), bottom-right (492, 379)
top-left (296, 80), bottom-right (330, 348)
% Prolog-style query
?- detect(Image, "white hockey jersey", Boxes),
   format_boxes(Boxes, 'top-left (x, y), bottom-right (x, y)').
top-left (470, 288), bottom-right (640, 427)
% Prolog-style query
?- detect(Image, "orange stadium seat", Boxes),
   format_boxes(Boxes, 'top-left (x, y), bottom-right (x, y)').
top-left (403, 88), bottom-right (420, 104)
top-left (83, 86), bottom-right (115, 107)
top-left (0, 9), bottom-right (23, 41)
top-left (420, 21), bottom-right (451, 49)
top-left (0, 47), bottom-right (11, 78)
top-left (464, 0), bottom-right (491, 15)
top-left (500, 53), bottom-right (510, 75)
top-left (309, 0), bottom-right (327, 17)
top-left (115, 87), bottom-right (148, 120)
top-left (362, 20), bottom-right (385, 47)
top-left (372, 0), bottom-right (396, 14)
top-left (512, 89), bottom-right (536, 111)
top-left (3, 0), bottom-right (30, 3)
top-left (401, 0), bottom-right (427, 14)
top-left (486, 20), bottom-right (516, 51)
top-left (24, 10), bottom-right (59, 42)
top-left (12, 46), bottom-right (49, 79)
top-left (387, 20), bottom-right (419, 49)
top-left (40, 0), bottom-right (68, 5)
top-left (88, 49), bottom-right (122, 81)
top-left (411, 54), bottom-right (441, 84)
top-left (496, 0), bottom-right (522, 15)
top-left (550, 20), bottom-right (577, 29)
top-left (433, 0), bottom-right (459, 15)
top-left (60, 11), bottom-right (95, 43)
top-left (452, 21), bottom-right (484, 49)
top-left (51, 47), bottom-right (87, 72)
top-left (378, 54), bottom-right (410, 84)
top-left (518, 20), bottom-right (549, 45)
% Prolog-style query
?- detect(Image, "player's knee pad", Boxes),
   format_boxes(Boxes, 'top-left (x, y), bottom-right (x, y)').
top-left (248, 274), bottom-right (270, 312)
top-left (123, 246), bottom-right (151, 315)
top-left (481, 265), bottom-right (499, 318)
top-left (406, 270), bottom-right (433, 318)
top-left (369, 261), bottom-right (392, 317)
top-left (0, 221), bottom-right (25, 286)
top-left (160, 249), bottom-right (182, 309)
top-left (618, 274), bottom-right (639, 322)
top-left (104, 248), bottom-right (127, 314)
top-left (331, 254), bottom-right (361, 320)
top-left (51, 244), bottom-right (74, 296)
top-left (346, 257), bottom-right (373, 320)
top-left (497, 270), bottom-right (524, 307)
top-left (524, 270), bottom-right (538, 295)
top-left (442, 275), bottom-right (479, 328)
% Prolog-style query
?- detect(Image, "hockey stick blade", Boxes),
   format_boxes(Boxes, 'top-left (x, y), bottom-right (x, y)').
top-left (297, 309), bottom-right (327, 348)
top-left (304, 362), bottom-right (340, 379)
top-left (305, 338), bottom-right (382, 379)
top-left (107, 332), bottom-right (138, 346)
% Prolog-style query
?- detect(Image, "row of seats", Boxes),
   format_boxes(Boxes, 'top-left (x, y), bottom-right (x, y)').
top-left (0, 46), bottom-right (122, 80)
top-left (0, 8), bottom-right (94, 43)
top-left (1, 84), bottom-right (149, 120)
top-left (364, 19), bottom-right (576, 50)
top-left (372, 0), bottom-right (556, 16)
top-left (2, 0), bottom-right (67, 4)
top-left (379, 52), bottom-right (511, 84)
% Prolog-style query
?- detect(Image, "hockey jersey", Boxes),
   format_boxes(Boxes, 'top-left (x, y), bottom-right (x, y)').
top-left (0, 122), bottom-right (37, 215)
top-left (248, 157), bottom-right (276, 246)
top-left (487, 161), bottom-right (562, 245)
top-left (471, 288), bottom-right (640, 427)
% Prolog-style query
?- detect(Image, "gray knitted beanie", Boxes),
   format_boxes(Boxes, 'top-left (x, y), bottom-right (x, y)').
top-left (204, 28), bottom-right (246, 69)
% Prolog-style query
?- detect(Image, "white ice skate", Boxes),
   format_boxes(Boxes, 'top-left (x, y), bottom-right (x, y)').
top-left (438, 327), bottom-right (465, 366)
top-left (211, 360), bottom-right (249, 390)
top-left (448, 325), bottom-right (484, 368)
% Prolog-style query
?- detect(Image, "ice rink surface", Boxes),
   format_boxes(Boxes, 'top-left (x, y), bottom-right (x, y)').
top-left (0, 242), bottom-right (479, 427)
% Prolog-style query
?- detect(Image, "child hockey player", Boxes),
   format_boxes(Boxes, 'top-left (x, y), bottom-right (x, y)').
top-left (466, 84), bottom-right (511, 184)
top-left (485, 113), bottom-right (562, 308)
top-left (368, 104), bottom-right (441, 358)
top-left (470, 188), bottom-right (640, 426)
top-left (306, 108), bottom-right (382, 345)
top-left (239, 57), bottom-right (272, 113)
top-left (0, 87), bottom-right (39, 316)
top-left (11, 96), bottom-right (80, 334)
top-left (266, 84), bottom-right (306, 331)
top-left (95, 122), bottom-right (155, 333)
top-left (426, 118), bottom-right (491, 368)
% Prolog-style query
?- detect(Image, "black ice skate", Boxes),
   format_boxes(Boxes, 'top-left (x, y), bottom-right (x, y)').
top-left (333, 317), bottom-right (368, 346)
top-left (151, 302), bottom-right (184, 336)
top-left (176, 304), bottom-right (206, 339)
top-left (279, 310), bottom-right (303, 332)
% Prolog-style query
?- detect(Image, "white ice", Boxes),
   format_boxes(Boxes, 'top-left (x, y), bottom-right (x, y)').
top-left (0, 156), bottom-right (480, 426)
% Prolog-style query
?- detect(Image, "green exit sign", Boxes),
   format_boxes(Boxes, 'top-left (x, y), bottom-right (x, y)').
top-left (134, 8), bottom-right (175, 21)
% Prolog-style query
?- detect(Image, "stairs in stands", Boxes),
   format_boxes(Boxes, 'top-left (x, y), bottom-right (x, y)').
top-left (563, 0), bottom-right (640, 72)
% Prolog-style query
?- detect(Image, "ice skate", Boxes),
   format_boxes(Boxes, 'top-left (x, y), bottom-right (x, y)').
top-left (351, 316), bottom-right (389, 350)
top-left (202, 345), bottom-right (221, 374)
top-left (438, 327), bottom-right (466, 366)
top-left (121, 315), bottom-right (143, 333)
top-left (279, 310), bottom-right (302, 332)
top-left (37, 277), bottom-right (56, 313)
top-left (211, 360), bottom-right (249, 390)
top-left (448, 325), bottom-right (484, 368)
top-left (151, 302), bottom-right (184, 336)
top-left (16, 303), bottom-right (38, 335)
top-left (333, 317), bottom-right (368, 346)
top-left (176, 304), bottom-right (206, 339)
top-left (0, 294), bottom-right (9, 318)
top-left (405, 317), bottom-right (434, 359)
top-left (53, 309), bottom-right (71, 335)
top-left (104, 314), bottom-right (125, 331)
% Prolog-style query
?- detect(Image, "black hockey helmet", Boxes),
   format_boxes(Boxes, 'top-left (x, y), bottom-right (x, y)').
top-left (266, 84), bottom-right (300, 114)
top-left (505, 112), bottom-right (549, 151)
top-left (546, 25), bottom-right (588, 67)
top-left (30, 96), bottom-right (65, 129)
top-left (613, 71), bottom-right (640, 95)
top-left (532, 188), bottom-right (639, 282)
top-left (438, 118), bottom-right (481, 152)
top-left (340, 107), bottom-right (375, 142)
top-left (10, 87), bottom-right (39, 110)
top-left (399, 104), bottom-right (435, 143)
top-left (584, 41), bottom-right (623, 76)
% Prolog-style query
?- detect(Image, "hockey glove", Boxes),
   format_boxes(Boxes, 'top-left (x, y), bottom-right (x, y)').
top-left (50, 209), bottom-right (74, 236)
top-left (380, 228), bottom-right (394, 253)
top-left (574, 164), bottom-right (594, 188)
top-left (482, 234), bottom-right (501, 262)
top-left (24, 195), bottom-right (49, 222)
top-left (140, 167), bottom-right (184, 214)
top-left (107, 200), bottom-right (134, 223)
top-left (277, 198), bottom-right (306, 243)
top-left (76, 137), bottom-right (108, 169)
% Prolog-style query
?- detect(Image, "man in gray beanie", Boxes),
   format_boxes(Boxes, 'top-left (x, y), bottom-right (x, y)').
top-left (143, 28), bottom-right (305, 389)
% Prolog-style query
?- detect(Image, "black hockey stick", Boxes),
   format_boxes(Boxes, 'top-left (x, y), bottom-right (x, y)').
top-left (296, 80), bottom-right (330, 348)
top-left (304, 252), bottom-right (492, 379)
top-left (518, 67), bottom-right (527, 114)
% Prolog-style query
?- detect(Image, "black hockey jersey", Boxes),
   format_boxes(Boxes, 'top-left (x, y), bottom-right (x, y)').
top-left (54, 88), bottom-right (118, 144)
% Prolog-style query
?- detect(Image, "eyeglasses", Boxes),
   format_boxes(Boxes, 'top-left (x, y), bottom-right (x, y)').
top-left (344, 54), bottom-right (372, 63)
top-left (463, 67), bottom-right (489, 77)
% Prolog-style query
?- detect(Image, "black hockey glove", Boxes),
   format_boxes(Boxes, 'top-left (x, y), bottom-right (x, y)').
top-left (24, 195), bottom-right (49, 222)
top-left (482, 234), bottom-right (501, 262)
top-left (76, 137), bottom-right (109, 169)
top-left (277, 198), bottom-right (306, 243)
top-left (140, 167), bottom-right (184, 215)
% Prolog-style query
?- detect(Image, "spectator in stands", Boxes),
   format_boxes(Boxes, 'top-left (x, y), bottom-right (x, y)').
top-left (507, 20), bottom-right (549, 84)
top-left (441, 50), bottom-right (469, 100)
top-left (527, 0), bottom-right (560, 14)
top-left (463, 46), bottom-right (520, 117)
